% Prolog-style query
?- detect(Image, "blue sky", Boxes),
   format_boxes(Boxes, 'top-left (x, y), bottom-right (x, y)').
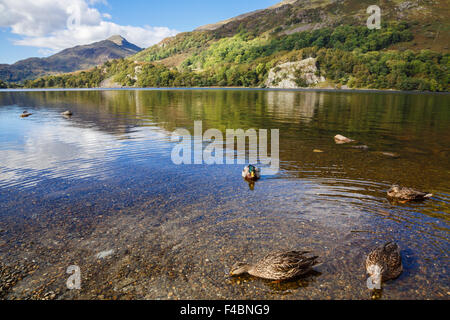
top-left (0, 0), bottom-right (278, 64)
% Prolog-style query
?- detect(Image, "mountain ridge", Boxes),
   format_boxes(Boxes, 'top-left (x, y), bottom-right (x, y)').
top-left (195, 0), bottom-right (300, 31)
top-left (0, 36), bottom-right (143, 82)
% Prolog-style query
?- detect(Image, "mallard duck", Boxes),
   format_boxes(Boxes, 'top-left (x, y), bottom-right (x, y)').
top-left (242, 165), bottom-right (261, 181)
top-left (230, 250), bottom-right (319, 281)
top-left (387, 184), bottom-right (433, 201)
top-left (20, 111), bottom-right (32, 118)
top-left (334, 134), bottom-right (355, 144)
top-left (366, 242), bottom-right (403, 282)
top-left (61, 110), bottom-right (73, 116)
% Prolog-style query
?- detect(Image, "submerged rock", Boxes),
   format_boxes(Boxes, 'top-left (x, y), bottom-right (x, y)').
top-left (373, 151), bottom-right (400, 158)
top-left (381, 152), bottom-right (399, 158)
top-left (96, 249), bottom-right (115, 259)
top-left (334, 134), bottom-right (355, 144)
top-left (351, 145), bottom-right (369, 150)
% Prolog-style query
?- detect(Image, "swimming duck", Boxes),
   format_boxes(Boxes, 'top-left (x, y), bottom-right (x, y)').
top-left (387, 185), bottom-right (433, 201)
top-left (61, 110), bottom-right (73, 116)
top-left (366, 242), bottom-right (403, 282)
top-left (20, 111), bottom-right (32, 118)
top-left (334, 134), bottom-right (355, 144)
top-left (230, 250), bottom-right (319, 281)
top-left (242, 165), bottom-right (261, 181)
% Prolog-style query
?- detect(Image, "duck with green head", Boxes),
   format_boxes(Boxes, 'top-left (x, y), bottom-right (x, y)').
top-left (242, 165), bottom-right (261, 181)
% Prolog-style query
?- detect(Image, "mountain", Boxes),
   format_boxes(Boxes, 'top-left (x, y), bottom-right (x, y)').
top-left (0, 35), bottom-right (142, 82)
top-left (198, 0), bottom-right (448, 42)
top-left (20, 0), bottom-right (449, 92)
top-left (194, 0), bottom-right (304, 32)
top-left (138, 0), bottom-right (448, 61)
top-left (129, 0), bottom-right (449, 75)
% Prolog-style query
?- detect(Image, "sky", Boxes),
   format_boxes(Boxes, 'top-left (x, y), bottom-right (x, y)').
top-left (0, 0), bottom-right (279, 64)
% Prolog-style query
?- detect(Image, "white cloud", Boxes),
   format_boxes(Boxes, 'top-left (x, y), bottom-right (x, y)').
top-left (14, 22), bottom-right (178, 52)
top-left (0, 0), bottom-right (178, 53)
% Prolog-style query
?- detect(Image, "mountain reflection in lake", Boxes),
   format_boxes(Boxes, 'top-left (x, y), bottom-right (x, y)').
top-left (0, 89), bottom-right (448, 300)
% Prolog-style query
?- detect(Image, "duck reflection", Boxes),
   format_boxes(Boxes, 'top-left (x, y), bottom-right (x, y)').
top-left (247, 180), bottom-right (256, 191)
top-left (228, 269), bottom-right (322, 292)
top-left (266, 91), bottom-right (323, 123)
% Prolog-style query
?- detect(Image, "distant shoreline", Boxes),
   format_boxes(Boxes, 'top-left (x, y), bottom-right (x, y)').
top-left (0, 87), bottom-right (449, 95)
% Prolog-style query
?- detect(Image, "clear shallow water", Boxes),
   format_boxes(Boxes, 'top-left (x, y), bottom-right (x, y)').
top-left (0, 89), bottom-right (448, 300)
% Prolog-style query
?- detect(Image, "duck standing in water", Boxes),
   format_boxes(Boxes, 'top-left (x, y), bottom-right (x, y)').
top-left (366, 242), bottom-right (403, 284)
top-left (230, 250), bottom-right (319, 281)
top-left (20, 111), bottom-right (32, 118)
top-left (61, 110), bottom-right (73, 116)
top-left (387, 185), bottom-right (433, 201)
top-left (242, 165), bottom-right (261, 181)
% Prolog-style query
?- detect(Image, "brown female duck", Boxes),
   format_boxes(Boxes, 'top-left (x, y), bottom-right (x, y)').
top-left (230, 250), bottom-right (318, 281)
top-left (20, 111), bottom-right (32, 118)
top-left (366, 242), bottom-right (403, 282)
top-left (387, 185), bottom-right (433, 201)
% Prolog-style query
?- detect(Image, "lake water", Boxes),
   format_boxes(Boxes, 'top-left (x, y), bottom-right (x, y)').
top-left (0, 89), bottom-right (448, 300)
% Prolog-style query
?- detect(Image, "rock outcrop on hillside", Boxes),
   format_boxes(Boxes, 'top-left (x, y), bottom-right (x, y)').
top-left (266, 58), bottom-right (325, 89)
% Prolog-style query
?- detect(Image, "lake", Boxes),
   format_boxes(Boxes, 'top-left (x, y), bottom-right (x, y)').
top-left (0, 89), bottom-right (448, 300)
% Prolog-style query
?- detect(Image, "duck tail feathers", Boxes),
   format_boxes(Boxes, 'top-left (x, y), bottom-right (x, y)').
top-left (306, 256), bottom-right (319, 267)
